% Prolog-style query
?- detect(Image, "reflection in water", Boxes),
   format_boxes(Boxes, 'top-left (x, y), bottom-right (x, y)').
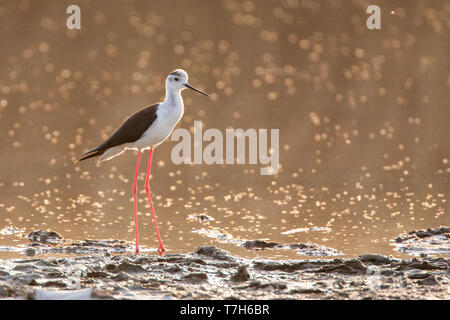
top-left (0, 0), bottom-right (448, 259)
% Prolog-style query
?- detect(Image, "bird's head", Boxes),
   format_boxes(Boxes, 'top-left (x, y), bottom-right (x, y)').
top-left (166, 69), bottom-right (208, 96)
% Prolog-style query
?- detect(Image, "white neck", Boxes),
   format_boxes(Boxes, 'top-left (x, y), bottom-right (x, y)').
top-left (164, 88), bottom-right (183, 104)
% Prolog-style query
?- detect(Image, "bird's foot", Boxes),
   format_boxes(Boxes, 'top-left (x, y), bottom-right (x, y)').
top-left (157, 246), bottom-right (166, 256)
top-left (135, 247), bottom-right (140, 255)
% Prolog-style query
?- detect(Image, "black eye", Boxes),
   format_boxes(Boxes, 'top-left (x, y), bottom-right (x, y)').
top-left (174, 77), bottom-right (179, 81)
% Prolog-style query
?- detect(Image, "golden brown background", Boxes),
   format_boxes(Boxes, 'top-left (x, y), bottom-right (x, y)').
top-left (0, 0), bottom-right (448, 259)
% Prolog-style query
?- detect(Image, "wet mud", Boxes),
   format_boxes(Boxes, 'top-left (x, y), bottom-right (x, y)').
top-left (0, 228), bottom-right (448, 300)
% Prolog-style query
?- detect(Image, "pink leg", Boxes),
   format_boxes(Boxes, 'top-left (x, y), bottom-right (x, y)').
top-left (144, 148), bottom-right (165, 256)
top-left (132, 151), bottom-right (141, 254)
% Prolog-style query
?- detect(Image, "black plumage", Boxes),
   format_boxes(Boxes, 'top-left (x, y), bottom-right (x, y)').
top-left (76, 104), bottom-right (159, 162)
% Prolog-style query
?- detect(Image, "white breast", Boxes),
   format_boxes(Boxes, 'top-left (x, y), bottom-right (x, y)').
top-left (133, 98), bottom-right (184, 151)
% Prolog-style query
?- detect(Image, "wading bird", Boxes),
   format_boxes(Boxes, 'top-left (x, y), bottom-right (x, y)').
top-left (75, 69), bottom-right (208, 255)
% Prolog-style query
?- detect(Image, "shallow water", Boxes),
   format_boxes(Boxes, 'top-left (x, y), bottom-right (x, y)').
top-left (0, 0), bottom-right (448, 261)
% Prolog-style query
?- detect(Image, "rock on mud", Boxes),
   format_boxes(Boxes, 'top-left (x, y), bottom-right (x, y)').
top-left (242, 240), bottom-right (278, 249)
top-left (27, 230), bottom-right (64, 245)
top-left (181, 272), bottom-right (208, 284)
top-left (318, 259), bottom-right (367, 275)
top-left (25, 235), bottom-right (130, 256)
top-left (241, 240), bottom-right (343, 257)
top-left (393, 226), bottom-right (450, 256)
top-left (0, 247), bottom-right (448, 299)
top-left (230, 266), bottom-right (251, 282)
top-left (359, 254), bottom-right (391, 265)
top-left (395, 227), bottom-right (450, 242)
top-left (195, 246), bottom-right (234, 261)
top-left (0, 227), bottom-right (448, 299)
top-left (417, 275), bottom-right (439, 286)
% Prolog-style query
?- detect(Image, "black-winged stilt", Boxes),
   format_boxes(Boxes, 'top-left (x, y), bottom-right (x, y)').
top-left (75, 69), bottom-right (208, 255)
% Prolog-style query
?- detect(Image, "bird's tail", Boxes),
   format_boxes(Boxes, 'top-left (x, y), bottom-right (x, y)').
top-left (74, 148), bottom-right (105, 163)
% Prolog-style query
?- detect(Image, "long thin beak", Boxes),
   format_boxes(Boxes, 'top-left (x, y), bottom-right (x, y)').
top-left (184, 83), bottom-right (209, 96)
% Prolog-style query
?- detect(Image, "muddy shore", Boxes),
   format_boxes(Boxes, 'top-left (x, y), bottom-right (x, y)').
top-left (0, 228), bottom-right (448, 300)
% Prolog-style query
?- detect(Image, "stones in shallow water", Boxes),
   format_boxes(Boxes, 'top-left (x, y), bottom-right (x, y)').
top-left (0, 246), bottom-right (448, 299)
top-left (359, 254), bottom-right (391, 265)
top-left (63, 239), bottom-right (129, 254)
top-left (195, 246), bottom-right (234, 261)
top-left (194, 228), bottom-right (342, 257)
top-left (287, 243), bottom-right (342, 256)
top-left (27, 230), bottom-right (64, 245)
top-left (1, 227), bottom-right (449, 299)
top-left (395, 227), bottom-right (450, 242)
top-left (393, 226), bottom-right (450, 257)
top-left (22, 236), bottom-right (132, 257)
top-left (22, 229), bottom-right (132, 257)
top-left (242, 240), bottom-right (278, 249)
top-left (241, 240), bottom-right (342, 257)
top-left (318, 259), bottom-right (367, 275)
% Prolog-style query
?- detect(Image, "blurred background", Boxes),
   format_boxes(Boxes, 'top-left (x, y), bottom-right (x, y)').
top-left (0, 0), bottom-right (448, 259)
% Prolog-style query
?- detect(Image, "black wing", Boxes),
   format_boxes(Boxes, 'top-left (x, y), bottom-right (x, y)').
top-left (76, 104), bottom-right (159, 162)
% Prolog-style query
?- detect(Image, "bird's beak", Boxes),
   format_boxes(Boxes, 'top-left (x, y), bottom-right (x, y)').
top-left (184, 83), bottom-right (209, 96)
